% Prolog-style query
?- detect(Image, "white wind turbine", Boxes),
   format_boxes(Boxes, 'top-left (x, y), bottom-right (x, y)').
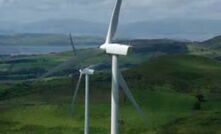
top-left (71, 67), bottom-right (94, 134)
top-left (39, 33), bottom-right (98, 134)
top-left (69, 33), bottom-right (96, 134)
top-left (99, 0), bottom-right (145, 134)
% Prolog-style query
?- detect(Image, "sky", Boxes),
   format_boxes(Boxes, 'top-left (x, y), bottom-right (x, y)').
top-left (0, 0), bottom-right (221, 24)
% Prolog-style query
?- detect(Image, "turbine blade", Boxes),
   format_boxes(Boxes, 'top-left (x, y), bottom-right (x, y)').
top-left (118, 71), bottom-right (146, 119)
top-left (69, 33), bottom-right (77, 55)
top-left (87, 64), bottom-right (101, 70)
top-left (71, 72), bottom-right (83, 115)
top-left (105, 0), bottom-right (122, 43)
top-left (39, 57), bottom-right (77, 79)
top-left (38, 48), bottom-right (104, 80)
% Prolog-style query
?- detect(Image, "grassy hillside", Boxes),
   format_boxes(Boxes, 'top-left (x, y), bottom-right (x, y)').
top-left (0, 52), bottom-right (161, 81)
top-left (2, 54), bottom-right (221, 100)
top-left (187, 43), bottom-right (217, 56)
top-left (201, 35), bottom-right (221, 48)
top-left (158, 111), bottom-right (221, 134)
top-left (0, 55), bottom-right (221, 134)
top-left (122, 39), bottom-right (188, 54)
top-left (0, 34), bottom-right (190, 81)
top-left (0, 41), bottom-right (188, 81)
top-left (125, 55), bottom-right (221, 94)
top-left (187, 35), bottom-right (221, 60)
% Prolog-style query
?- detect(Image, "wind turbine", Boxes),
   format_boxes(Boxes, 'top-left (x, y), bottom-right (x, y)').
top-left (69, 33), bottom-right (96, 134)
top-left (71, 67), bottom-right (94, 134)
top-left (99, 0), bottom-right (145, 134)
top-left (38, 33), bottom-right (99, 134)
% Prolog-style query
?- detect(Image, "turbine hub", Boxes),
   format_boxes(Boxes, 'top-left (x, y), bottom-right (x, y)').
top-left (99, 44), bottom-right (107, 50)
top-left (103, 43), bottom-right (132, 56)
top-left (80, 68), bottom-right (95, 75)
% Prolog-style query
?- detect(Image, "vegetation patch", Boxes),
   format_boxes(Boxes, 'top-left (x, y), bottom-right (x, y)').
top-left (158, 111), bottom-right (221, 134)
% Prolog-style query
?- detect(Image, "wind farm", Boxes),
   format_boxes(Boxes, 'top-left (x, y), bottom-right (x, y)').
top-left (0, 0), bottom-right (221, 134)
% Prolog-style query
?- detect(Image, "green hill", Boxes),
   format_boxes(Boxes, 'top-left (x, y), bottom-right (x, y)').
top-left (187, 35), bottom-right (221, 58)
top-left (126, 55), bottom-right (221, 134)
top-left (158, 111), bottom-right (221, 134)
top-left (125, 54), bottom-right (221, 93)
top-left (2, 54), bottom-right (221, 99)
top-left (0, 55), bottom-right (221, 134)
top-left (121, 39), bottom-right (188, 54)
top-left (0, 39), bottom-right (188, 81)
top-left (202, 35), bottom-right (221, 48)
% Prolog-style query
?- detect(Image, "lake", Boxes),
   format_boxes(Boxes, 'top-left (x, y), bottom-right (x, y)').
top-left (0, 44), bottom-right (98, 55)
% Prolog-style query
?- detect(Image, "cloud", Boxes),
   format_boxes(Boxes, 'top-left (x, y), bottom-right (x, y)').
top-left (0, 0), bottom-right (220, 23)
top-left (0, 0), bottom-right (9, 7)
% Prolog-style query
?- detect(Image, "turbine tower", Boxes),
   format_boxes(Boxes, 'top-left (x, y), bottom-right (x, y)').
top-left (71, 67), bottom-right (94, 134)
top-left (99, 0), bottom-right (145, 133)
top-left (69, 33), bottom-right (95, 134)
top-left (40, 34), bottom-right (97, 134)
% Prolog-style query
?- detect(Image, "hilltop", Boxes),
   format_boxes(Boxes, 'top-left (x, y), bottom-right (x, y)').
top-left (187, 35), bottom-right (221, 58)
top-left (201, 35), bottom-right (221, 48)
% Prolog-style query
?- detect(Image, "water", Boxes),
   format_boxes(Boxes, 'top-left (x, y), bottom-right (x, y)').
top-left (0, 44), bottom-right (98, 55)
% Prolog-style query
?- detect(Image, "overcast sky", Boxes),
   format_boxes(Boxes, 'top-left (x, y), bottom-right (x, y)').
top-left (0, 0), bottom-right (221, 23)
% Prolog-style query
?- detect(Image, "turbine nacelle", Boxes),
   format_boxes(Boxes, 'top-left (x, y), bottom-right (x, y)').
top-left (100, 43), bottom-right (132, 56)
top-left (80, 68), bottom-right (95, 75)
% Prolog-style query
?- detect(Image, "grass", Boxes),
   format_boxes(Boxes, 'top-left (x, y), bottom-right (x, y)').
top-left (0, 89), bottom-right (197, 134)
top-left (124, 55), bottom-right (221, 94)
top-left (0, 48), bottom-right (155, 81)
top-left (187, 43), bottom-right (221, 58)
top-left (158, 111), bottom-right (221, 134)
top-left (0, 54), bottom-right (221, 133)
top-left (0, 92), bottom-right (218, 134)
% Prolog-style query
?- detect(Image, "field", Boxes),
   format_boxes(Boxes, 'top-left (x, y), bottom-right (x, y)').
top-left (0, 86), bottom-right (198, 134)
top-left (0, 54), bottom-right (221, 134)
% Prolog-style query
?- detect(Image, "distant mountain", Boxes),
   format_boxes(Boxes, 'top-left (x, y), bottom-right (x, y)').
top-left (0, 19), bottom-right (107, 36)
top-left (0, 33), bottom-right (188, 55)
top-left (0, 29), bottom-right (11, 34)
top-left (120, 39), bottom-right (188, 54)
top-left (18, 19), bottom-right (106, 35)
top-left (0, 21), bottom-right (23, 34)
top-left (201, 35), bottom-right (221, 48)
top-left (1, 19), bottom-right (221, 41)
top-left (0, 33), bottom-right (103, 46)
top-left (119, 19), bottom-right (221, 41)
